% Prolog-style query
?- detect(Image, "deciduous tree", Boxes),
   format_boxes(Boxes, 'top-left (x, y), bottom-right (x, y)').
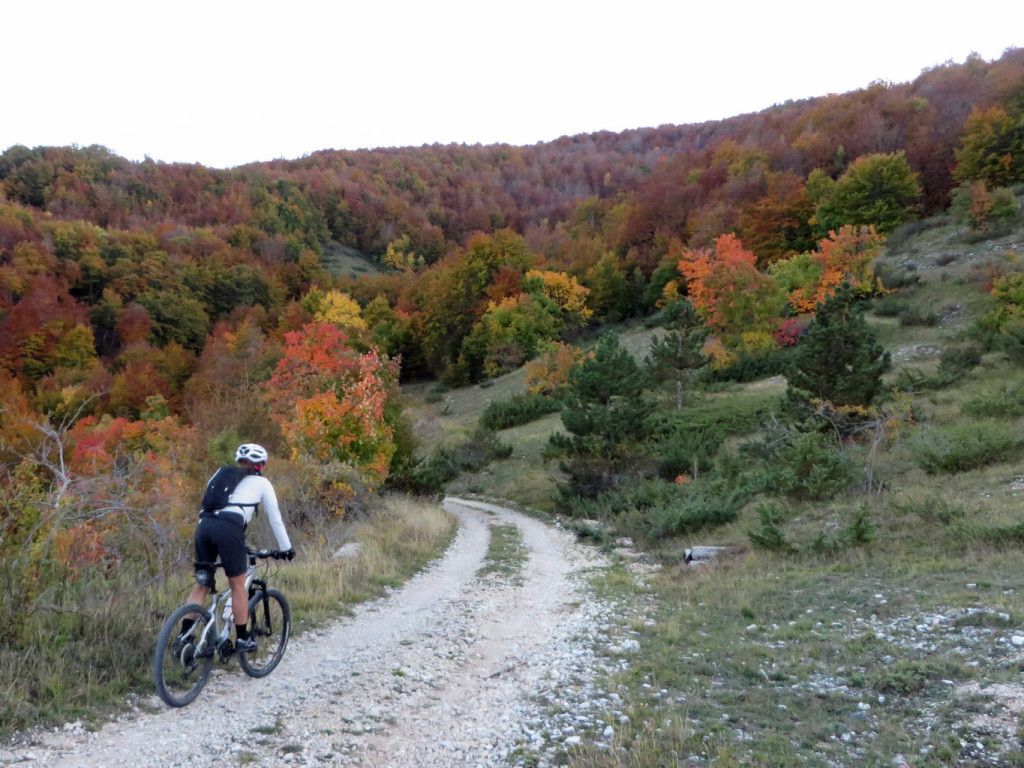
top-left (953, 106), bottom-right (1024, 188)
top-left (812, 151), bottom-right (921, 236)
top-left (677, 234), bottom-right (785, 349)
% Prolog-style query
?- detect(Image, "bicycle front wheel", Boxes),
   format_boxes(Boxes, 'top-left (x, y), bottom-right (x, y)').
top-left (154, 602), bottom-right (215, 707)
top-left (238, 588), bottom-right (290, 678)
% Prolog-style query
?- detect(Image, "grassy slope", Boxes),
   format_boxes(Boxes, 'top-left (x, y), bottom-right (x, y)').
top-left (319, 240), bottom-right (384, 279)
top-left (404, 212), bottom-right (1024, 766)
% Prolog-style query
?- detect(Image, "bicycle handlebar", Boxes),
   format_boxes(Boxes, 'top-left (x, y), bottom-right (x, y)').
top-left (247, 547), bottom-right (292, 561)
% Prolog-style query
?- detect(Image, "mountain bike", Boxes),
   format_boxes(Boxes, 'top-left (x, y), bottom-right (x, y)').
top-left (153, 548), bottom-right (292, 707)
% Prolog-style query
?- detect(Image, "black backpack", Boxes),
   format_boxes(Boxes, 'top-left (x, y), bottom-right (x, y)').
top-left (201, 465), bottom-right (254, 513)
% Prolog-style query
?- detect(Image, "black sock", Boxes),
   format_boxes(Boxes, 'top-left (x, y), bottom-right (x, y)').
top-left (236, 623), bottom-right (249, 640)
top-left (180, 618), bottom-right (195, 635)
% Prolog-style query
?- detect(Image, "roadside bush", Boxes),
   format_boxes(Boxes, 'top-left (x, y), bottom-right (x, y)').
top-left (643, 480), bottom-right (747, 539)
top-left (748, 502), bottom-right (875, 554)
top-left (654, 433), bottom-right (720, 481)
top-left (388, 428), bottom-right (513, 496)
top-left (557, 468), bottom-right (753, 541)
top-left (907, 421), bottom-right (1024, 474)
top-left (645, 412), bottom-right (725, 481)
top-left (600, 477), bottom-right (750, 540)
top-left (758, 431), bottom-right (857, 501)
top-left (479, 392), bottom-right (561, 430)
top-left (553, 454), bottom-right (643, 505)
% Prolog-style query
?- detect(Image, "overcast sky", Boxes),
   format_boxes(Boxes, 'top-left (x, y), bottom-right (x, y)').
top-left (3, 1), bottom-right (1021, 169)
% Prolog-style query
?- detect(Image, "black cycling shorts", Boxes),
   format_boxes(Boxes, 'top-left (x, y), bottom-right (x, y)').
top-left (194, 517), bottom-right (247, 578)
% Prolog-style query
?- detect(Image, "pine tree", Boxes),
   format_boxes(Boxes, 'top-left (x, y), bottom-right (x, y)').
top-left (549, 333), bottom-right (654, 500)
top-left (787, 283), bottom-right (890, 407)
top-left (645, 300), bottom-right (707, 409)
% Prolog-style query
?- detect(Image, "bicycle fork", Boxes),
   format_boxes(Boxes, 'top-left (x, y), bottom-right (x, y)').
top-left (249, 578), bottom-right (273, 635)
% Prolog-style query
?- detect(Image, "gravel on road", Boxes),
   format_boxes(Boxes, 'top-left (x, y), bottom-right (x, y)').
top-left (1, 497), bottom-right (643, 768)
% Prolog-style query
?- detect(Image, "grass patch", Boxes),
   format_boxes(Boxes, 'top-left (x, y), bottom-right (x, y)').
top-left (572, 545), bottom-right (1024, 767)
top-left (318, 241), bottom-right (384, 279)
top-left (250, 719), bottom-right (285, 735)
top-left (477, 523), bottom-right (528, 580)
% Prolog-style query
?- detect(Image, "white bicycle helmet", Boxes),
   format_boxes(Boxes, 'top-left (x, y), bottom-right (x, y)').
top-left (235, 443), bottom-right (269, 464)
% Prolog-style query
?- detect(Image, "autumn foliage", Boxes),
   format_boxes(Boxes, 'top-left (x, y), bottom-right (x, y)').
top-left (0, 48), bottom-right (1022, 623)
top-left (678, 234), bottom-right (786, 348)
top-left (265, 322), bottom-right (397, 499)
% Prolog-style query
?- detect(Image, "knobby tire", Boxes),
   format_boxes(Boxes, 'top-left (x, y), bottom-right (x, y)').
top-left (237, 588), bottom-right (290, 678)
top-left (153, 602), bottom-right (214, 707)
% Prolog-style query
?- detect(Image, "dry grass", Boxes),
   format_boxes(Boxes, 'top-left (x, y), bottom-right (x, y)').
top-left (0, 495), bottom-right (455, 739)
top-left (264, 494), bottom-right (455, 625)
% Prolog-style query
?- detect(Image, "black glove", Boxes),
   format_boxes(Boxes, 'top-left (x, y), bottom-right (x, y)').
top-left (283, 548), bottom-right (296, 561)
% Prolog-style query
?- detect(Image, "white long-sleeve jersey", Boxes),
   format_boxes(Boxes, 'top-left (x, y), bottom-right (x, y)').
top-left (216, 473), bottom-right (292, 551)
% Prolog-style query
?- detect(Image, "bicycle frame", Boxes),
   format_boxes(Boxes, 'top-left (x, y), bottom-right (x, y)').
top-left (194, 554), bottom-right (268, 657)
top-left (154, 547), bottom-right (291, 707)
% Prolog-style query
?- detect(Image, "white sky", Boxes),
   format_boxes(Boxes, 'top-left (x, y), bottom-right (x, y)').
top-left (3, 1), bottom-right (1021, 169)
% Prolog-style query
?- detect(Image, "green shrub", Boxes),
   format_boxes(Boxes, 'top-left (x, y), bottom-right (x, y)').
top-left (651, 392), bottom-right (781, 437)
top-left (870, 295), bottom-right (908, 317)
top-left (641, 478), bottom-right (750, 539)
top-left (898, 307), bottom-right (939, 327)
top-left (655, 437), bottom-right (719, 481)
top-left (703, 346), bottom-right (793, 383)
top-left (907, 421), bottom-right (1024, 474)
top-left (747, 503), bottom-right (797, 553)
top-left (873, 266), bottom-right (921, 291)
top-left (645, 414), bottom-right (725, 481)
top-left (558, 472), bottom-right (753, 541)
top-left (936, 343), bottom-right (983, 381)
top-left (961, 379), bottom-right (1024, 418)
top-left (844, 503), bottom-right (876, 545)
top-left (787, 283), bottom-right (891, 408)
top-left (890, 366), bottom-right (938, 393)
top-left (748, 503), bottom-right (874, 554)
top-left (759, 431), bottom-right (857, 501)
top-left (890, 496), bottom-right (966, 524)
top-left (885, 216), bottom-right (949, 251)
top-left (869, 658), bottom-right (968, 695)
top-left (479, 392), bottom-right (561, 430)
top-left (388, 428), bottom-right (513, 496)
top-left (976, 521), bottom-right (1024, 546)
top-left (892, 344), bottom-right (983, 394)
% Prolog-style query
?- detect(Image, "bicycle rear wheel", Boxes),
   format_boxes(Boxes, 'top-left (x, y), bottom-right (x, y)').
top-left (238, 588), bottom-right (290, 678)
top-left (154, 602), bottom-right (214, 707)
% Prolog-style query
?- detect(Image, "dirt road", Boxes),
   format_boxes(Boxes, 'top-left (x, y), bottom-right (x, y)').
top-left (1, 497), bottom-right (614, 768)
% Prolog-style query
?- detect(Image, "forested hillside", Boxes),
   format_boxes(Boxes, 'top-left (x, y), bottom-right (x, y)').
top-left (2, 50), bottom-right (1024, 728)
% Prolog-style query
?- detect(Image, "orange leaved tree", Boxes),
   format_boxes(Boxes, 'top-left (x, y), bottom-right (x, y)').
top-left (772, 225), bottom-right (886, 315)
top-left (677, 233), bottom-right (785, 350)
top-left (264, 322), bottom-right (397, 505)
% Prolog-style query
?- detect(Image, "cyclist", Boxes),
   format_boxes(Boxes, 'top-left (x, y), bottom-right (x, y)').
top-left (183, 443), bottom-right (295, 652)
